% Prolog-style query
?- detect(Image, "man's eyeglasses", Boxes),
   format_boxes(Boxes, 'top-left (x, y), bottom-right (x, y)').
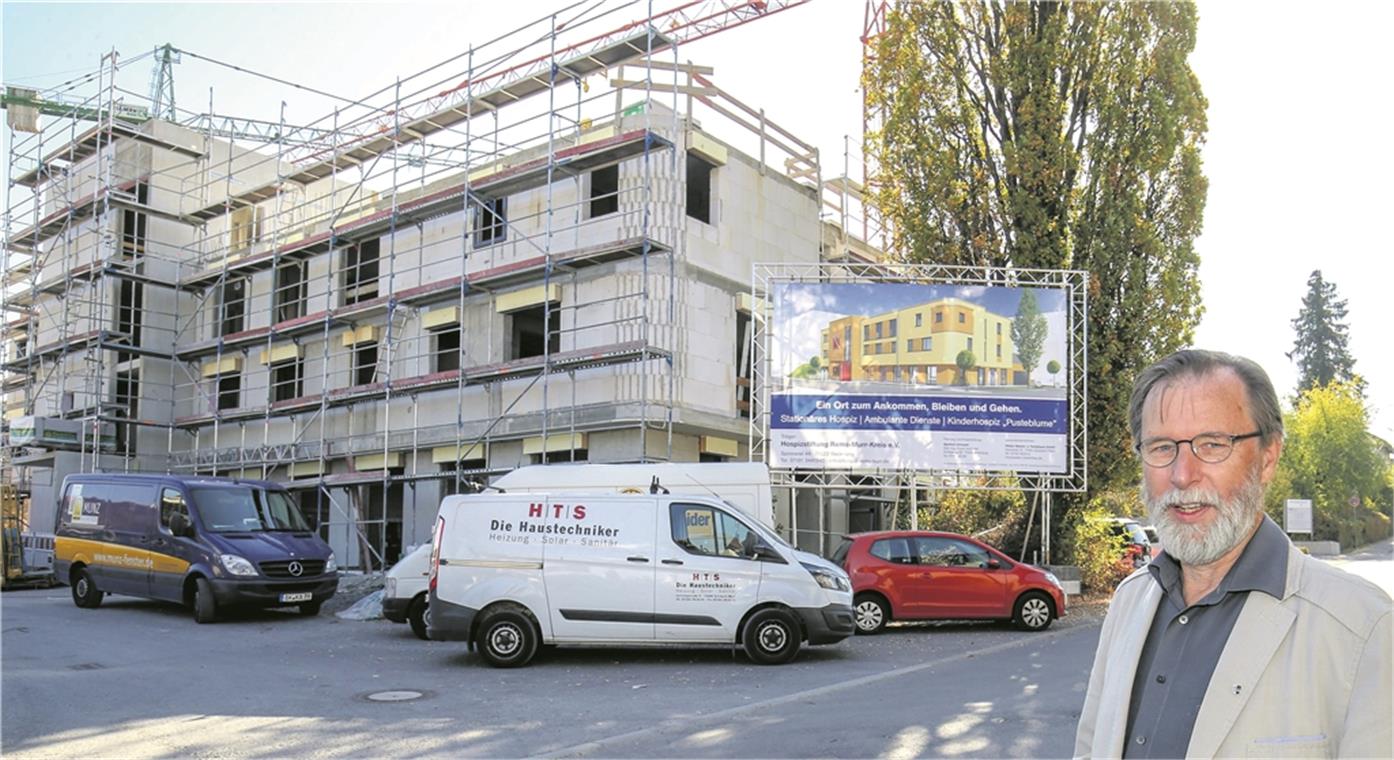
top-left (1136, 431), bottom-right (1262, 468)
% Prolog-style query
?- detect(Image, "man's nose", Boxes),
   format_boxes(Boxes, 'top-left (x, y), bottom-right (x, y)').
top-left (1169, 443), bottom-right (1203, 489)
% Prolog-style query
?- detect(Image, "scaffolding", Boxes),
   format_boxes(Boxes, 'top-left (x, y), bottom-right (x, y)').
top-left (3, 0), bottom-right (894, 568)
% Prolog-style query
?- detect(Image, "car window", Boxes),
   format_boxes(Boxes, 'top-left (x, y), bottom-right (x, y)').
top-left (670, 503), bottom-right (760, 560)
top-left (829, 539), bottom-right (852, 566)
top-left (917, 537), bottom-right (992, 568)
top-left (869, 537), bottom-right (914, 564)
top-left (190, 487), bottom-right (312, 532)
top-left (1123, 522), bottom-right (1151, 544)
top-left (159, 488), bottom-right (188, 531)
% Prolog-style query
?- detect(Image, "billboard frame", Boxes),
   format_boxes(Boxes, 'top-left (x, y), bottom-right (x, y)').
top-left (750, 262), bottom-right (1089, 496)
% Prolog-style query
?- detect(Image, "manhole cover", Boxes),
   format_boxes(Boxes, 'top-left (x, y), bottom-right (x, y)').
top-left (365, 690), bottom-right (425, 702)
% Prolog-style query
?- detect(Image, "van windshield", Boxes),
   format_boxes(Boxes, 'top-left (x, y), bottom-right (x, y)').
top-left (192, 487), bottom-right (312, 533)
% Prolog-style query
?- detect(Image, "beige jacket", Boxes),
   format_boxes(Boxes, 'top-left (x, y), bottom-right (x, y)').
top-left (1075, 545), bottom-right (1392, 759)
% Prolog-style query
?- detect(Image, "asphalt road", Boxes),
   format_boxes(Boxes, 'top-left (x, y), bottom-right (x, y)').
top-left (1, 591), bottom-right (1101, 759)
top-left (6, 544), bottom-right (1387, 759)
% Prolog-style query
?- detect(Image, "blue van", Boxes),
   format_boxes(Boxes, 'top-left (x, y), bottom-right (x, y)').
top-left (53, 474), bottom-right (337, 623)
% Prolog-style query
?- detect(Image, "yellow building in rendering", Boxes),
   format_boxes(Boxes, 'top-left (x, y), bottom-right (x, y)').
top-left (819, 298), bottom-right (1025, 386)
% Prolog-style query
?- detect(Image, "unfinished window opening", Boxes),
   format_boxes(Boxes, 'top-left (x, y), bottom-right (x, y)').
top-left (229, 203), bottom-right (262, 253)
top-left (114, 369), bottom-right (139, 454)
top-left (342, 239), bottom-right (380, 305)
top-left (433, 327), bottom-right (461, 373)
top-left (271, 359), bottom-right (304, 403)
top-left (736, 309), bottom-right (752, 419)
top-left (686, 152), bottom-right (713, 224)
top-left (115, 278), bottom-right (143, 362)
top-left (363, 479), bottom-right (404, 570)
top-left (439, 458), bottom-right (487, 497)
top-left (274, 262), bottom-right (307, 324)
top-left (119, 182), bottom-right (149, 258)
top-left (217, 374), bottom-right (240, 411)
top-left (588, 164), bottom-right (619, 218)
top-left (353, 343), bottom-right (378, 386)
top-left (473, 197), bottom-right (507, 247)
top-left (509, 305), bottom-right (559, 361)
top-left (531, 448), bottom-right (587, 465)
top-left (218, 278), bottom-right (247, 336)
top-left (15, 337), bottom-right (27, 360)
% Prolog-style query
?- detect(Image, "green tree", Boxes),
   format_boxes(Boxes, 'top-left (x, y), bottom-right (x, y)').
top-left (1062, 497), bottom-right (1134, 592)
top-left (955, 349), bottom-right (977, 385)
top-left (865, 2), bottom-right (1207, 493)
top-left (1288, 270), bottom-right (1360, 395)
top-left (1265, 380), bottom-right (1391, 548)
top-left (1046, 358), bottom-right (1061, 386)
top-left (1012, 289), bottom-right (1048, 382)
top-left (789, 355), bottom-right (823, 379)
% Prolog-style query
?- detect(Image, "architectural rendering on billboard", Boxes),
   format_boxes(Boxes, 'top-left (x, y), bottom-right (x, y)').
top-left (769, 282), bottom-right (1070, 473)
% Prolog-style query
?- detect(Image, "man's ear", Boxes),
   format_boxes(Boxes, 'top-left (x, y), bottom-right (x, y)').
top-left (1259, 437), bottom-right (1283, 485)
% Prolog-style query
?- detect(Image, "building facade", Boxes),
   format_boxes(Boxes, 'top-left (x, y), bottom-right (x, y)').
top-left (821, 298), bottom-right (1024, 386)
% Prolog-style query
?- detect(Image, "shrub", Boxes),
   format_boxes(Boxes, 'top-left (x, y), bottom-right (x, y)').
top-left (1063, 494), bottom-right (1137, 592)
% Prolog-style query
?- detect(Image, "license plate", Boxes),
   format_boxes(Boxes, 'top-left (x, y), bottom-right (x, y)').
top-left (280, 592), bottom-right (313, 603)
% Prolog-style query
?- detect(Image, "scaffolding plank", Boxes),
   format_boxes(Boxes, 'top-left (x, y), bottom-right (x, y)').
top-left (173, 236), bottom-right (667, 360)
top-left (284, 31), bottom-right (673, 186)
top-left (179, 129), bottom-right (669, 288)
top-left (13, 122), bottom-right (203, 189)
top-left (183, 179), bottom-right (290, 222)
top-left (7, 175), bottom-right (155, 249)
top-left (174, 340), bottom-right (664, 431)
top-left (468, 236), bottom-right (670, 289)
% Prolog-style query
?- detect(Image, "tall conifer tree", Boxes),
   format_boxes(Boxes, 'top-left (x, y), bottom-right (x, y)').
top-left (1289, 270), bottom-right (1360, 394)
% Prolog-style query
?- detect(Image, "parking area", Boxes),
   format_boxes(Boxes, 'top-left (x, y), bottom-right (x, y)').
top-left (2, 588), bottom-right (1101, 758)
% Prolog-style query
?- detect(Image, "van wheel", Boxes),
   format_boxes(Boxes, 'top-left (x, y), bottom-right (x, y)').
top-left (193, 577), bottom-right (218, 624)
top-left (1013, 592), bottom-right (1054, 631)
top-left (853, 593), bottom-right (888, 635)
top-left (477, 609), bottom-right (538, 668)
top-left (742, 608), bottom-right (801, 665)
top-left (298, 601), bottom-right (322, 617)
top-left (71, 567), bottom-right (103, 609)
top-left (407, 595), bottom-right (430, 641)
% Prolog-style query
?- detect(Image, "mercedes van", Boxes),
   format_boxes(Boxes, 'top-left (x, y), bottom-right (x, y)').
top-left (54, 474), bottom-right (337, 623)
top-left (427, 491), bottom-right (854, 667)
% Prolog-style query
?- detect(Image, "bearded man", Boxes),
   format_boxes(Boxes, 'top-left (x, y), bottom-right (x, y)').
top-left (1074, 350), bottom-right (1391, 759)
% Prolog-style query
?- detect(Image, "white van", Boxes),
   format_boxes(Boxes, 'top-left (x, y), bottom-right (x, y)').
top-left (427, 492), bottom-right (854, 667)
top-left (382, 463), bottom-right (778, 641)
top-left (383, 542), bottom-right (432, 639)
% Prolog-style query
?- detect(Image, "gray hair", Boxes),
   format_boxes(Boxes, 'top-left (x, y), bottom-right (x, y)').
top-left (1128, 349), bottom-right (1284, 446)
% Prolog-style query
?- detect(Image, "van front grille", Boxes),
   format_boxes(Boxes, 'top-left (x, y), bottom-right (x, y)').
top-left (259, 559), bottom-right (326, 578)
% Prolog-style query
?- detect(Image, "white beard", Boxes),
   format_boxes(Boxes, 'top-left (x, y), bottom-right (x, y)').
top-left (1143, 468), bottom-right (1264, 567)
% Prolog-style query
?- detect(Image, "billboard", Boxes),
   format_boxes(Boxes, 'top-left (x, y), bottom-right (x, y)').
top-left (769, 282), bottom-right (1070, 473)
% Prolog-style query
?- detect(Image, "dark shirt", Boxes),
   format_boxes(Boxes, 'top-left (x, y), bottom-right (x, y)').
top-left (1122, 516), bottom-right (1289, 759)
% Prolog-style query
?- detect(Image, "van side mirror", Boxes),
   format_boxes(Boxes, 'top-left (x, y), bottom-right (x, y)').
top-left (169, 512), bottom-right (193, 537)
top-left (753, 545), bottom-right (785, 563)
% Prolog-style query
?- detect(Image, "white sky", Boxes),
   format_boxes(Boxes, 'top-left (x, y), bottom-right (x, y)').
top-left (3, 0), bottom-right (1390, 440)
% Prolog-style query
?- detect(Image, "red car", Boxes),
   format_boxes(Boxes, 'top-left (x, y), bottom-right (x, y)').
top-left (830, 531), bottom-right (1066, 634)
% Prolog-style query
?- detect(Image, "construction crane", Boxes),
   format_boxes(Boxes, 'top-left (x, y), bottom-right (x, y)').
top-left (1, 86), bottom-right (149, 128)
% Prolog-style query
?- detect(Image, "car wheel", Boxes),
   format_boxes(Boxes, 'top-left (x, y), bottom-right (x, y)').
top-left (853, 593), bottom-right (888, 635)
top-left (476, 608), bottom-right (538, 668)
top-left (71, 567), bottom-right (103, 609)
top-left (1013, 591), bottom-right (1053, 631)
top-left (407, 594), bottom-right (430, 641)
top-left (193, 577), bottom-right (218, 624)
top-left (741, 608), bottom-right (801, 665)
top-left (298, 601), bottom-right (322, 616)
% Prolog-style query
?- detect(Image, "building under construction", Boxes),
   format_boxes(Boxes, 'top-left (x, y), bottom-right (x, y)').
top-left (2, 2), bottom-right (890, 569)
